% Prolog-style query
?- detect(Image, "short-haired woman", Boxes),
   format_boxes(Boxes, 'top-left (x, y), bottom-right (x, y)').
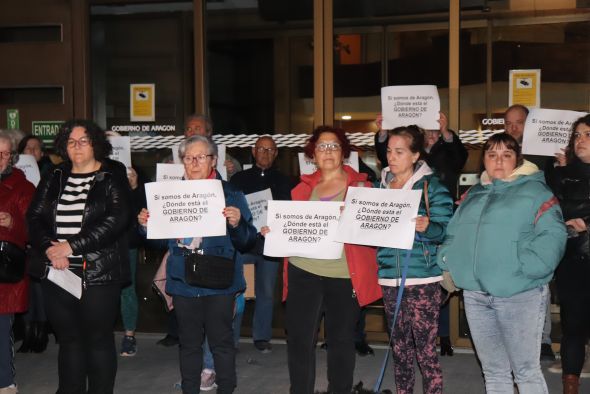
top-left (439, 133), bottom-right (567, 393)
top-left (27, 119), bottom-right (131, 394)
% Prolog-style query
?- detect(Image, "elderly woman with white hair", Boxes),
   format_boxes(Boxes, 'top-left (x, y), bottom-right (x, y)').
top-left (138, 135), bottom-right (256, 394)
top-left (0, 130), bottom-right (35, 394)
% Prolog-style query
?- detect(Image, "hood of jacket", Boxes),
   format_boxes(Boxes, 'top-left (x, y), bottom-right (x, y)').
top-left (380, 160), bottom-right (434, 190)
top-left (480, 159), bottom-right (539, 185)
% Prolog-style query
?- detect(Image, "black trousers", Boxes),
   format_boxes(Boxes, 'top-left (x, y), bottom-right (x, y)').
top-left (43, 280), bottom-right (120, 394)
top-left (173, 294), bottom-right (236, 394)
top-left (286, 264), bottom-right (360, 394)
top-left (560, 294), bottom-right (590, 375)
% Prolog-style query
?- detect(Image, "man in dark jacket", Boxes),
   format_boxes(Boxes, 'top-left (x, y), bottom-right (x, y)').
top-left (375, 112), bottom-right (468, 200)
top-left (230, 136), bottom-right (293, 353)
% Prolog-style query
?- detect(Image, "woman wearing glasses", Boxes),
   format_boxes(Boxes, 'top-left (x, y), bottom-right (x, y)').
top-left (27, 119), bottom-right (131, 394)
top-left (137, 135), bottom-right (257, 394)
top-left (263, 126), bottom-right (381, 394)
top-left (0, 130), bottom-right (35, 394)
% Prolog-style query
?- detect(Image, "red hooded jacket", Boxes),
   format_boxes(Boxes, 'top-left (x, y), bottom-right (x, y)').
top-left (0, 167), bottom-right (35, 314)
top-left (283, 165), bottom-right (382, 307)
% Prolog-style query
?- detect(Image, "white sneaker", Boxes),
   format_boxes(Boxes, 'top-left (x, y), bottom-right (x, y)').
top-left (547, 360), bottom-right (562, 374)
top-left (0, 384), bottom-right (18, 394)
top-left (200, 369), bottom-right (218, 391)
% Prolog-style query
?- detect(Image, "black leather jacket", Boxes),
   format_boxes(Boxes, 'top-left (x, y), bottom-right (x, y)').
top-left (27, 160), bottom-right (131, 286)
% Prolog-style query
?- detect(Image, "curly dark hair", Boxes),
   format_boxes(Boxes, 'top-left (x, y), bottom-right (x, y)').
top-left (54, 119), bottom-right (112, 162)
top-left (303, 125), bottom-right (352, 160)
top-left (565, 114), bottom-right (590, 165)
top-left (388, 125), bottom-right (427, 162)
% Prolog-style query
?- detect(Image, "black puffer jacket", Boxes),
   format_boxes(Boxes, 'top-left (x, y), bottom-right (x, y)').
top-left (27, 160), bottom-right (131, 286)
top-left (548, 160), bottom-right (590, 298)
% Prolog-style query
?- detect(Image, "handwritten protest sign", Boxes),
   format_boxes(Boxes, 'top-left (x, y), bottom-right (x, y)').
top-left (145, 179), bottom-right (226, 239)
top-left (108, 136), bottom-right (131, 168)
top-left (381, 85), bottom-right (440, 130)
top-left (15, 154), bottom-right (40, 186)
top-left (245, 188), bottom-right (272, 232)
top-left (297, 151), bottom-right (359, 175)
top-left (156, 163), bottom-right (185, 182)
top-left (335, 187), bottom-right (422, 250)
top-left (522, 108), bottom-right (588, 157)
top-left (263, 200), bottom-right (344, 259)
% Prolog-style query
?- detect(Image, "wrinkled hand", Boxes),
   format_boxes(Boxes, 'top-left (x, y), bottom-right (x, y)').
top-left (566, 218), bottom-right (586, 233)
top-left (223, 206), bottom-right (241, 228)
top-left (0, 212), bottom-right (12, 228)
top-left (51, 257), bottom-right (70, 270)
top-left (555, 148), bottom-right (567, 167)
top-left (138, 208), bottom-right (149, 226)
top-left (46, 241), bottom-right (73, 262)
top-left (415, 216), bottom-right (430, 233)
top-left (260, 226), bottom-right (271, 237)
top-left (225, 159), bottom-right (235, 176)
top-left (127, 167), bottom-right (139, 190)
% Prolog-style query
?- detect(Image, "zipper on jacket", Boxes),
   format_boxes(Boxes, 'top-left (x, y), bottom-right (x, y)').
top-left (396, 251), bottom-right (401, 287)
top-left (76, 171), bottom-right (102, 287)
top-left (472, 189), bottom-right (492, 285)
top-left (352, 288), bottom-right (357, 299)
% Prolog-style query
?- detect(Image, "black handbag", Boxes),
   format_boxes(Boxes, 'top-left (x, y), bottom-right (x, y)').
top-left (184, 251), bottom-right (234, 289)
top-left (0, 240), bottom-right (26, 283)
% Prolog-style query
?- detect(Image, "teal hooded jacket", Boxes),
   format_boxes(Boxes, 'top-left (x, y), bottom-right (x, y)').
top-left (377, 162), bottom-right (454, 282)
top-left (437, 163), bottom-right (567, 297)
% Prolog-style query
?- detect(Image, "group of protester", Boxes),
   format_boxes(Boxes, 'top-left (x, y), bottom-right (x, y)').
top-left (0, 105), bottom-right (589, 394)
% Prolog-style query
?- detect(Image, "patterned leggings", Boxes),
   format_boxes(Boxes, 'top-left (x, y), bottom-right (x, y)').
top-left (382, 283), bottom-right (443, 394)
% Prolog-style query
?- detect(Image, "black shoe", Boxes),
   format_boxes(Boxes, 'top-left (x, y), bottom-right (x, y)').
top-left (254, 340), bottom-right (272, 354)
top-left (319, 342), bottom-right (328, 350)
top-left (17, 323), bottom-right (34, 353)
top-left (355, 341), bottom-right (374, 356)
top-left (440, 336), bottom-right (454, 356)
top-left (156, 334), bottom-right (179, 347)
top-left (540, 343), bottom-right (556, 361)
top-left (31, 322), bottom-right (49, 353)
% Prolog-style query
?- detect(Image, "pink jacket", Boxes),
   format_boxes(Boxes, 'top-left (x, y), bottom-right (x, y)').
top-left (282, 166), bottom-right (382, 307)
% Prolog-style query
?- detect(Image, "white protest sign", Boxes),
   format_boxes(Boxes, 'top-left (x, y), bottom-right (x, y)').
top-left (145, 179), bottom-right (226, 239)
top-left (264, 200), bottom-right (344, 259)
top-left (245, 188), bottom-right (273, 232)
top-left (172, 143), bottom-right (180, 164)
top-left (335, 187), bottom-right (422, 250)
top-left (156, 163), bottom-right (185, 182)
top-left (217, 145), bottom-right (228, 180)
top-left (297, 151), bottom-right (359, 175)
top-left (108, 136), bottom-right (132, 168)
top-left (15, 154), bottom-right (40, 186)
top-left (522, 108), bottom-right (588, 157)
top-left (381, 85), bottom-right (440, 130)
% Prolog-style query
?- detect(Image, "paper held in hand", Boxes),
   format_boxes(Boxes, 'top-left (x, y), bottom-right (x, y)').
top-left (381, 85), bottom-right (440, 130)
top-left (145, 179), bottom-right (227, 239)
top-left (522, 108), bottom-right (588, 157)
top-left (14, 154), bottom-right (40, 187)
top-left (335, 187), bottom-right (422, 250)
top-left (48, 267), bottom-right (82, 299)
top-left (263, 200), bottom-right (344, 259)
top-left (245, 188), bottom-right (272, 232)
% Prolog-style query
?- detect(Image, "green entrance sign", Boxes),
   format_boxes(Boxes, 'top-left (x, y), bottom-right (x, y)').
top-left (7, 109), bottom-right (19, 130)
top-left (32, 121), bottom-right (63, 146)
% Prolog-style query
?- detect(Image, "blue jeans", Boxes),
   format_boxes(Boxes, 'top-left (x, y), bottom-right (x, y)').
top-left (464, 285), bottom-right (549, 394)
top-left (242, 253), bottom-right (279, 342)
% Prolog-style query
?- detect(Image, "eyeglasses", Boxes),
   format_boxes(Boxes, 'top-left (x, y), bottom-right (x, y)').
top-left (573, 131), bottom-right (590, 140)
top-left (182, 154), bottom-right (214, 164)
top-left (255, 147), bottom-right (277, 154)
top-left (315, 142), bottom-right (341, 152)
top-left (0, 151), bottom-right (12, 159)
top-left (67, 137), bottom-right (91, 148)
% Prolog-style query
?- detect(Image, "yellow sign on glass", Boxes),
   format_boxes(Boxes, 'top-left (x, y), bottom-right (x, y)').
top-left (130, 84), bottom-right (155, 122)
top-left (509, 69), bottom-right (540, 108)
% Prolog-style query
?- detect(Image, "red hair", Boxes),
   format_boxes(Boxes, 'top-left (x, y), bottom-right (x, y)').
top-left (303, 126), bottom-right (352, 159)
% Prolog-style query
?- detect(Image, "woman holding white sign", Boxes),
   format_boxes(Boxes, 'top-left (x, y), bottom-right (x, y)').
top-left (377, 125), bottom-right (453, 394)
top-left (138, 135), bottom-right (257, 394)
top-left (263, 126), bottom-right (381, 394)
top-left (438, 133), bottom-right (566, 394)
